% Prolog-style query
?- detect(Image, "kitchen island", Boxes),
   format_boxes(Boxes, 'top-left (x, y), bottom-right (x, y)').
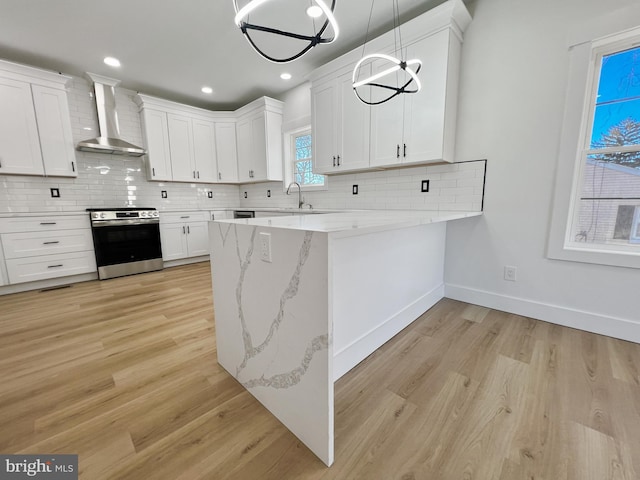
top-left (209, 210), bottom-right (481, 466)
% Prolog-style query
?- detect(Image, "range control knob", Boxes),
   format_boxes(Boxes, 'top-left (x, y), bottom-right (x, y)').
top-left (100, 213), bottom-right (106, 219)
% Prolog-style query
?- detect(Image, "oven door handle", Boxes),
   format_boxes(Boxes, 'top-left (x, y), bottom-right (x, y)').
top-left (91, 219), bottom-right (160, 227)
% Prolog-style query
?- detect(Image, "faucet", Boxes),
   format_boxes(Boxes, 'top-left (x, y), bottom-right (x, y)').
top-left (286, 182), bottom-right (304, 208)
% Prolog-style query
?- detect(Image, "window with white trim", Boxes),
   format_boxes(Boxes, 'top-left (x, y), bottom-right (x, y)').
top-left (548, 23), bottom-right (640, 269)
top-left (569, 41), bottom-right (640, 252)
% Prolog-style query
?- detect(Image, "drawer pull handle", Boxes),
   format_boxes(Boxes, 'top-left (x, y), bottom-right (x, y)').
top-left (183, 226), bottom-right (186, 234)
top-left (40, 222), bottom-right (57, 225)
top-left (43, 241), bottom-right (60, 245)
top-left (187, 226), bottom-right (190, 234)
top-left (180, 216), bottom-right (190, 219)
top-left (48, 264), bottom-right (63, 268)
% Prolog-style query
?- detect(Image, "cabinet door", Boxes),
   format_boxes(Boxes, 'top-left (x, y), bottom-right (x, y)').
top-left (186, 222), bottom-right (209, 257)
top-left (236, 118), bottom-right (253, 182)
top-left (337, 69), bottom-right (371, 171)
top-left (31, 85), bottom-right (77, 177)
top-left (0, 77), bottom-right (44, 175)
top-left (141, 109), bottom-right (172, 180)
top-left (167, 113), bottom-right (195, 182)
top-left (403, 31), bottom-right (449, 164)
top-left (160, 223), bottom-right (188, 261)
top-left (311, 81), bottom-right (338, 174)
top-left (369, 55), bottom-right (405, 168)
top-left (192, 118), bottom-right (217, 182)
top-left (215, 122), bottom-right (238, 183)
top-left (250, 114), bottom-right (268, 181)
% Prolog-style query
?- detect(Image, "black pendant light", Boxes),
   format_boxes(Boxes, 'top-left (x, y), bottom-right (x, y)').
top-left (352, 0), bottom-right (422, 105)
top-left (233, 0), bottom-right (340, 63)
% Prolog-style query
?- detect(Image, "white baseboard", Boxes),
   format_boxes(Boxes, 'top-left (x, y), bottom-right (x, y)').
top-left (163, 256), bottom-right (209, 269)
top-left (333, 284), bottom-right (445, 381)
top-left (445, 283), bottom-right (640, 344)
top-left (0, 272), bottom-right (98, 296)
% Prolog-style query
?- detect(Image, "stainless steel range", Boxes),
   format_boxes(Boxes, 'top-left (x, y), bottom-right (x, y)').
top-left (87, 208), bottom-right (163, 280)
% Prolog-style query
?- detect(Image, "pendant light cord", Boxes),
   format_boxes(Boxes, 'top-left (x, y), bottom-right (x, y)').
top-left (360, 0), bottom-right (376, 62)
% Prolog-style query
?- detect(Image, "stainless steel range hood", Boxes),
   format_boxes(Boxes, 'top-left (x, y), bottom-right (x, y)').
top-left (77, 73), bottom-right (146, 157)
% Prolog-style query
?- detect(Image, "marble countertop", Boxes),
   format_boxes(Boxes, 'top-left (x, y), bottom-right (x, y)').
top-left (214, 210), bottom-right (482, 236)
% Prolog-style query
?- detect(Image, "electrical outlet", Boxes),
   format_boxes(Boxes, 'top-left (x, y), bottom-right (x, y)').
top-left (421, 180), bottom-right (430, 192)
top-left (50, 188), bottom-right (60, 198)
top-left (161, 190), bottom-right (167, 198)
top-left (352, 185), bottom-right (358, 195)
top-left (504, 265), bottom-right (517, 281)
top-left (259, 232), bottom-right (272, 263)
top-left (207, 191), bottom-right (213, 198)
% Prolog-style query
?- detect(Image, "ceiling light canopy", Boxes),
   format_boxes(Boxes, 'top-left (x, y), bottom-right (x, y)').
top-left (232, 0), bottom-right (339, 63)
top-left (352, 0), bottom-right (422, 106)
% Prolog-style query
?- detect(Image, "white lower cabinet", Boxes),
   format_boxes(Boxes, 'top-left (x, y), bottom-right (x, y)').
top-left (0, 214), bottom-right (96, 285)
top-left (160, 211), bottom-right (209, 261)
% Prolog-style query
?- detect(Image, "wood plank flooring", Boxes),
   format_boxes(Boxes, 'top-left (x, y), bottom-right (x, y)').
top-left (1, 262), bottom-right (639, 479)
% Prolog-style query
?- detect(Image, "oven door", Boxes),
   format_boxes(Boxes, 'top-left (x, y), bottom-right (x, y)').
top-left (91, 220), bottom-right (163, 279)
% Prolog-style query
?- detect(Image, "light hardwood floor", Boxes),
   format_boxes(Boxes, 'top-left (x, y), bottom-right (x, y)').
top-left (1, 262), bottom-right (639, 479)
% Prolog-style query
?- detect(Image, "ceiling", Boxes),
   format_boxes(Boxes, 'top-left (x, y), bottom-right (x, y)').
top-left (0, 0), bottom-right (452, 111)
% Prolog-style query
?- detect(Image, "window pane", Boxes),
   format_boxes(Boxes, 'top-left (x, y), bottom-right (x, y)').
top-left (596, 46), bottom-right (640, 104)
top-left (591, 101), bottom-right (640, 149)
top-left (292, 133), bottom-right (325, 187)
top-left (570, 157), bottom-right (640, 246)
top-left (295, 160), bottom-right (324, 186)
top-left (590, 46), bottom-right (640, 147)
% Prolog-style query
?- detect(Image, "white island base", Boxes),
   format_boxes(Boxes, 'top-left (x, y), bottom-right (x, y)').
top-left (209, 211), bottom-right (480, 466)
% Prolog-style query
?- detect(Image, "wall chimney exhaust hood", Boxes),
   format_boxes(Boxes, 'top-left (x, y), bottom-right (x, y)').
top-left (77, 73), bottom-right (146, 157)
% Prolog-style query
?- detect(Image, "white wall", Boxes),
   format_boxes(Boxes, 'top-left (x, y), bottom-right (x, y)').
top-left (445, 0), bottom-right (640, 341)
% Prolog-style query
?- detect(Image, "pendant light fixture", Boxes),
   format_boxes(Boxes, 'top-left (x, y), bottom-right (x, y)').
top-left (233, 0), bottom-right (339, 63)
top-left (352, 0), bottom-right (422, 105)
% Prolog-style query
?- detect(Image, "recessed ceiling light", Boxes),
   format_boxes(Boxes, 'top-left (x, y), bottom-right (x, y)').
top-left (306, 5), bottom-right (323, 18)
top-left (280, 73), bottom-right (292, 80)
top-left (201, 86), bottom-right (213, 94)
top-left (103, 56), bottom-right (121, 67)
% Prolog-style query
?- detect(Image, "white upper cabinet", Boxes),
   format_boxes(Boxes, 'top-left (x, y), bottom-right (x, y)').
top-left (214, 122), bottom-right (238, 183)
top-left (167, 113), bottom-right (195, 182)
top-left (312, 68), bottom-right (371, 174)
top-left (0, 60), bottom-right (76, 178)
top-left (137, 94), bottom-right (232, 184)
top-left (371, 29), bottom-right (460, 167)
top-left (235, 97), bottom-right (283, 183)
top-left (0, 77), bottom-right (44, 176)
top-left (310, 0), bottom-right (471, 174)
top-left (139, 108), bottom-right (173, 180)
top-left (31, 85), bottom-right (77, 177)
top-left (191, 118), bottom-right (217, 183)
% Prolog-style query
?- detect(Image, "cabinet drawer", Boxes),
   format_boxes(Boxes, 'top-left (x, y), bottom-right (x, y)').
top-left (0, 215), bottom-right (89, 233)
top-left (6, 251), bottom-right (97, 284)
top-left (160, 211), bottom-right (208, 224)
top-left (2, 229), bottom-right (93, 259)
